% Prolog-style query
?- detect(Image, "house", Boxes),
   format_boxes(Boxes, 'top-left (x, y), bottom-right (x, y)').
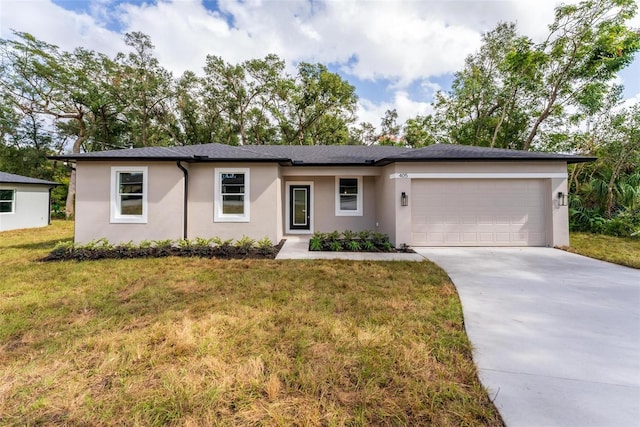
top-left (0, 171), bottom-right (60, 232)
top-left (54, 143), bottom-right (594, 247)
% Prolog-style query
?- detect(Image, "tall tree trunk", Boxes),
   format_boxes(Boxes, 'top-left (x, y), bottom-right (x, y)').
top-left (65, 167), bottom-right (76, 219)
top-left (490, 106), bottom-right (507, 148)
top-left (523, 94), bottom-right (555, 151)
top-left (65, 118), bottom-right (87, 218)
top-left (605, 160), bottom-right (625, 218)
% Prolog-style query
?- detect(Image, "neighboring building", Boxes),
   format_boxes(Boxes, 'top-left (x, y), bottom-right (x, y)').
top-left (0, 171), bottom-right (60, 232)
top-left (54, 143), bottom-right (594, 247)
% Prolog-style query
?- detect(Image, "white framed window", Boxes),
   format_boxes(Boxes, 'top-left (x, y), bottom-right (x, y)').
top-left (335, 176), bottom-right (363, 216)
top-left (110, 166), bottom-right (148, 223)
top-left (215, 168), bottom-right (250, 222)
top-left (0, 189), bottom-right (15, 214)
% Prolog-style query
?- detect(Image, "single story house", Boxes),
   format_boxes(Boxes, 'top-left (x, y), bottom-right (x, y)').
top-left (54, 143), bottom-right (594, 247)
top-left (0, 171), bottom-right (60, 232)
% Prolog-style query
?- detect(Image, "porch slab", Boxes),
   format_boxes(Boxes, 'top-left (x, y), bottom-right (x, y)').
top-left (275, 236), bottom-right (424, 261)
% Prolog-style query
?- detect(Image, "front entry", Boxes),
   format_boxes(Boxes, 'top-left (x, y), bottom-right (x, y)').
top-left (289, 185), bottom-right (311, 231)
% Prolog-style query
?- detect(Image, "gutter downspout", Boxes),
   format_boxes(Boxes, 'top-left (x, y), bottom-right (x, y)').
top-left (176, 161), bottom-right (188, 240)
top-left (48, 187), bottom-right (53, 225)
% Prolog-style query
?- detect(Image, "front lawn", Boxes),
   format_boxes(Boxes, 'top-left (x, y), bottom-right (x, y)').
top-left (0, 221), bottom-right (502, 426)
top-left (566, 232), bottom-right (640, 269)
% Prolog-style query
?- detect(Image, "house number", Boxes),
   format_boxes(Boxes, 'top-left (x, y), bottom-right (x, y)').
top-left (398, 173), bottom-right (409, 178)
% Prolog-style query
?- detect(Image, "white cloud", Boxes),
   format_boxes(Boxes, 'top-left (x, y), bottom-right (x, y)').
top-left (0, 0), bottom-right (599, 82)
top-left (1, 0), bottom-right (637, 130)
top-left (622, 92), bottom-right (640, 109)
top-left (1, 0), bottom-right (125, 56)
top-left (358, 91), bottom-right (433, 129)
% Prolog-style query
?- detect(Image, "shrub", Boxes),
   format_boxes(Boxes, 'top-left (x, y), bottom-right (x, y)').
top-left (41, 236), bottom-right (281, 261)
top-left (257, 237), bottom-right (274, 255)
top-left (329, 240), bottom-right (343, 251)
top-left (309, 235), bottom-right (323, 251)
top-left (347, 240), bottom-right (361, 251)
top-left (362, 240), bottom-right (375, 251)
top-left (357, 230), bottom-right (371, 240)
top-left (570, 206), bottom-right (639, 237)
top-left (307, 230), bottom-right (400, 253)
top-left (342, 229), bottom-right (356, 240)
top-left (603, 217), bottom-right (637, 237)
top-left (236, 236), bottom-right (256, 254)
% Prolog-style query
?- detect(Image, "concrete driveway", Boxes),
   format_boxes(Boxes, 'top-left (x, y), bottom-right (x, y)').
top-left (414, 247), bottom-right (640, 427)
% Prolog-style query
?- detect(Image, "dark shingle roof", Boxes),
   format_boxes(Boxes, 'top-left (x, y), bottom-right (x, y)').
top-left (52, 144), bottom-right (283, 161)
top-left (51, 143), bottom-right (594, 165)
top-left (239, 145), bottom-right (411, 165)
top-left (378, 143), bottom-right (596, 164)
top-left (0, 171), bottom-right (60, 186)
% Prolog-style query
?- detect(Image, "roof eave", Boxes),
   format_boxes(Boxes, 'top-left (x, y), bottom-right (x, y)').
top-left (48, 155), bottom-right (290, 163)
top-left (0, 180), bottom-right (60, 186)
top-left (376, 156), bottom-right (597, 165)
top-left (282, 162), bottom-right (380, 167)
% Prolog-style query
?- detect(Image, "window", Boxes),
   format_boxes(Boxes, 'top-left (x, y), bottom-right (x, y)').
top-left (0, 189), bottom-right (15, 214)
top-left (335, 176), bottom-right (363, 216)
top-left (110, 166), bottom-right (148, 223)
top-left (215, 168), bottom-right (250, 222)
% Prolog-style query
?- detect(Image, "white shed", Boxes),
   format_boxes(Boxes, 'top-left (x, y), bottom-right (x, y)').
top-left (0, 171), bottom-right (60, 232)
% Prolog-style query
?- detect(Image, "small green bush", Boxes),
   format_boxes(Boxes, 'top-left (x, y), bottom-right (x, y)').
top-left (236, 236), bottom-right (256, 254)
top-left (347, 240), bottom-right (361, 251)
top-left (329, 240), bottom-right (343, 251)
top-left (309, 236), bottom-right (323, 251)
top-left (41, 236), bottom-right (281, 262)
top-left (308, 230), bottom-right (399, 253)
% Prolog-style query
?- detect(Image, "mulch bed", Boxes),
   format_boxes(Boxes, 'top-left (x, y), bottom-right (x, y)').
top-left (40, 240), bottom-right (286, 262)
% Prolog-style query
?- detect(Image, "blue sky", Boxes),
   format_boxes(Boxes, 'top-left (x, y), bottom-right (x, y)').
top-left (2, 0), bottom-right (639, 129)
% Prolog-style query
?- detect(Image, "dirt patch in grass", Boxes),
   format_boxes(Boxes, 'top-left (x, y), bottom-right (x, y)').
top-left (0, 221), bottom-right (503, 426)
top-left (560, 232), bottom-right (640, 269)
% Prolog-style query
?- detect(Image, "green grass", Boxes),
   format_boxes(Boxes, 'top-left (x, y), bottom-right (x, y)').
top-left (565, 232), bottom-right (640, 269)
top-left (0, 221), bottom-right (502, 426)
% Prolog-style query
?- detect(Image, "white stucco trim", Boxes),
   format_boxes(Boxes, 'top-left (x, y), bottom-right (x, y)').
top-left (110, 166), bottom-right (148, 224)
top-left (285, 181), bottom-right (314, 234)
top-left (214, 167), bottom-right (250, 223)
top-left (335, 176), bottom-right (363, 216)
top-left (390, 172), bottom-right (567, 179)
top-left (0, 188), bottom-right (16, 214)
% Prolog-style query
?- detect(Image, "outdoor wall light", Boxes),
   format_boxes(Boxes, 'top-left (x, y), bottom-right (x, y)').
top-left (557, 191), bottom-right (568, 206)
top-left (401, 192), bottom-right (408, 207)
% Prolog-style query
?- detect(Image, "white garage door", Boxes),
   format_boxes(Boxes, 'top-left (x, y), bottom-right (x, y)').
top-left (411, 179), bottom-right (548, 246)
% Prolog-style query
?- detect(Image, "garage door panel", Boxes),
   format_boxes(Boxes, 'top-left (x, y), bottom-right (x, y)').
top-left (411, 179), bottom-right (547, 247)
top-left (428, 232), bottom-right (443, 242)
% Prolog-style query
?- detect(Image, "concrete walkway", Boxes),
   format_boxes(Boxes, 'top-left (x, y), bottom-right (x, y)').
top-left (275, 236), bottom-right (424, 261)
top-left (414, 247), bottom-right (640, 427)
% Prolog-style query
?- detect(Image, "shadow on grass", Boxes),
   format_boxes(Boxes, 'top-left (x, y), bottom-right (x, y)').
top-left (8, 238), bottom-right (73, 251)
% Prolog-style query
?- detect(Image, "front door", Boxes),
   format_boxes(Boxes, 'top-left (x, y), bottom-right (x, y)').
top-left (289, 185), bottom-right (311, 231)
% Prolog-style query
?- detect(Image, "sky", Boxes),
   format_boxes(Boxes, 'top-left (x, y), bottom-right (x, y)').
top-left (1, 0), bottom-right (639, 131)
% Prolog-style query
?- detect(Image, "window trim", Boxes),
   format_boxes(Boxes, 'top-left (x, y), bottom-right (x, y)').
top-left (0, 188), bottom-right (15, 214)
top-left (110, 166), bottom-right (148, 224)
top-left (335, 176), bottom-right (363, 216)
top-left (214, 168), bottom-right (250, 222)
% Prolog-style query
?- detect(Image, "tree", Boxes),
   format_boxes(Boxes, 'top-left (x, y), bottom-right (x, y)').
top-left (411, 0), bottom-right (639, 151)
top-left (403, 115), bottom-right (440, 148)
top-left (277, 63), bottom-right (357, 145)
top-left (0, 32), bottom-right (119, 216)
top-left (523, 0), bottom-right (640, 150)
top-left (202, 54), bottom-right (284, 145)
top-left (348, 121), bottom-right (377, 145)
top-left (114, 32), bottom-right (175, 147)
top-left (573, 103), bottom-right (640, 217)
top-left (377, 109), bottom-right (402, 145)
